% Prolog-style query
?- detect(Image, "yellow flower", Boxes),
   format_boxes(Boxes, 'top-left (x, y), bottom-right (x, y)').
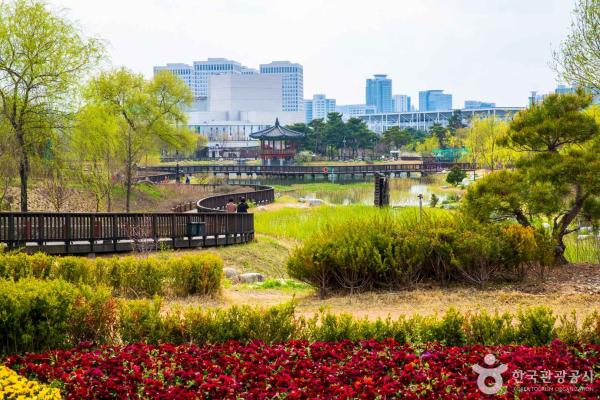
top-left (0, 366), bottom-right (61, 399)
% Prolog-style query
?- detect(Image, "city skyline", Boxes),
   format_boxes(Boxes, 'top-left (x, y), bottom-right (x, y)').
top-left (52, 0), bottom-right (575, 107)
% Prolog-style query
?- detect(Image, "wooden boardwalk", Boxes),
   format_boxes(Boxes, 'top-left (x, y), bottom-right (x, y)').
top-left (0, 185), bottom-right (275, 255)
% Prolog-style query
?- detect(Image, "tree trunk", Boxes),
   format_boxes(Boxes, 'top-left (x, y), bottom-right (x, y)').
top-left (553, 187), bottom-right (588, 265)
top-left (553, 234), bottom-right (569, 265)
top-left (125, 160), bottom-right (132, 213)
top-left (17, 133), bottom-right (29, 212)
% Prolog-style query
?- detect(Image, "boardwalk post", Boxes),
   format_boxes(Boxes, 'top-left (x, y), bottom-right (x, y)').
top-left (8, 214), bottom-right (14, 249)
top-left (90, 214), bottom-right (95, 253)
top-left (65, 214), bottom-right (71, 254)
top-left (38, 214), bottom-right (44, 246)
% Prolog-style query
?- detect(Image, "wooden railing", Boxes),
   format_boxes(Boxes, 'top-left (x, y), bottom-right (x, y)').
top-left (0, 212), bottom-right (254, 254)
top-left (196, 184), bottom-right (275, 212)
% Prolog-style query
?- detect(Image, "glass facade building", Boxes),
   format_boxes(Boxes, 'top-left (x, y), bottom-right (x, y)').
top-left (366, 74), bottom-right (393, 113)
top-left (418, 90), bottom-right (452, 111)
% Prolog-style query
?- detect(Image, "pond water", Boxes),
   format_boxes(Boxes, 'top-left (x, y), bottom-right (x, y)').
top-left (228, 173), bottom-right (459, 207)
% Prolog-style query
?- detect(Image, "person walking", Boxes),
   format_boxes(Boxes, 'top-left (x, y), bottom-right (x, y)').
top-left (225, 198), bottom-right (237, 213)
top-left (237, 196), bottom-right (249, 213)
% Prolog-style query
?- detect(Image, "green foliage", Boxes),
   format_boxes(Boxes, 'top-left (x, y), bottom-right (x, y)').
top-left (286, 212), bottom-right (551, 294)
top-left (446, 167), bottom-right (467, 186)
top-left (0, 0), bottom-right (104, 211)
top-left (1, 284), bottom-right (599, 355)
top-left (465, 91), bottom-right (600, 263)
top-left (553, 0), bottom-right (600, 92)
top-left (287, 114), bottom-right (377, 157)
top-left (84, 68), bottom-right (196, 211)
top-left (429, 193), bottom-right (439, 208)
top-left (516, 307), bottom-right (556, 346)
top-left (0, 252), bottom-right (223, 298)
top-left (382, 126), bottom-right (411, 150)
top-left (0, 279), bottom-right (118, 355)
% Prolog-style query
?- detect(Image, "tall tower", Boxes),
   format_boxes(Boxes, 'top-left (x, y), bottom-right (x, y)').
top-left (366, 74), bottom-right (393, 113)
top-left (260, 61), bottom-right (304, 112)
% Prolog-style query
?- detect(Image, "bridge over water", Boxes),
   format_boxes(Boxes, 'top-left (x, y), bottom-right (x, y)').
top-left (140, 162), bottom-right (475, 182)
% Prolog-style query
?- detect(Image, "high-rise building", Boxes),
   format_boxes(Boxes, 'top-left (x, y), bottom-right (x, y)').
top-left (304, 94), bottom-right (336, 123)
top-left (335, 104), bottom-right (377, 121)
top-left (260, 61), bottom-right (304, 112)
top-left (464, 100), bottom-right (496, 109)
top-left (208, 74), bottom-right (282, 119)
top-left (304, 100), bottom-right (313, 124)
top-left (366, 74), bottom-right (393, 113)
top-left (392, 95), bottom-right (411, 112)
top-left (419, 90), bottom-right (452, 111)
top-left (192, 58), bottom-right (242, 99)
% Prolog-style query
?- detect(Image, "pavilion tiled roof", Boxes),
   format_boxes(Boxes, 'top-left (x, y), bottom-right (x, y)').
top-left (249, 119), bottom-right (305, 140)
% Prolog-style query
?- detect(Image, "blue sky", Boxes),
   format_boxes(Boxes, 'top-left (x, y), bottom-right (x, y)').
top-left (53, 0), bottom-right (575, 107)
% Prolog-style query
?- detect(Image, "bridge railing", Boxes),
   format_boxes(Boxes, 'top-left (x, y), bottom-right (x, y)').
top-left (0, 212), bottom-right (254, 253)
top-left (142, 162), bottom-right (475, 176)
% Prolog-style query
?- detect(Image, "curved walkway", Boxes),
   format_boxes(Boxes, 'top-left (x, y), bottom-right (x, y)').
top-left (0, 184), bottom-right (275, 255)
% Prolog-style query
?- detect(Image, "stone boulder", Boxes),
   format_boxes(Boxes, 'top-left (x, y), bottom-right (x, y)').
top-left (223, 267), bottom-right (239, 279)
top-left (238, 273), bottom-right (264, 284)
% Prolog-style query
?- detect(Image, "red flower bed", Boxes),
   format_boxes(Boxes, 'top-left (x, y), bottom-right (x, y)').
top-left (4, 340), bottom-right (599, 399)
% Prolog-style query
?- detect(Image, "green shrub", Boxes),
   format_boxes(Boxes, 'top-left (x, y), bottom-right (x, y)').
top-left (0, 283), bottom-right (599, 355)
top-left (0, 279), bottom-right (118, 355)
top-left (287, 213), bottom-right (551, 295)
top-left (0, 252), bottom-right (223, 298)
top-left (118, 297), bottom-right (164, 344)
top-left (169, 253), bottom-right (223, 296)
top-left (516, 306), bottom-right (556, 346)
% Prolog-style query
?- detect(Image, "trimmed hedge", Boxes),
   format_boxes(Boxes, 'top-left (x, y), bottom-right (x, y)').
top-left (0, 252), bottom-right (223, 298)
top-left (0, 279), bottom-right (599, 355)
top-left (287, 213), bottom-right (553, 296)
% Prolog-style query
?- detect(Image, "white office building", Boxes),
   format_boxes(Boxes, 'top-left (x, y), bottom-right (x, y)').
top-left (392, 95), bottom-right (411, 112)
top-left (336, 104), bottom-right (377, 121)
top-left (192, 58), bottom-right (242, 99)
top-left (260, 61), bottom-right (304, 112)
top-left (304, 94), bottom-right (336, 123)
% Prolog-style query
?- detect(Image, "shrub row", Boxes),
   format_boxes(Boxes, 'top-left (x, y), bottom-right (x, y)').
top-left (287, 212), bottom-right (554, 296)
top-left (1, 278), bottom-right (598, 355)
top-left (0, 252), bottom-right (222, 298)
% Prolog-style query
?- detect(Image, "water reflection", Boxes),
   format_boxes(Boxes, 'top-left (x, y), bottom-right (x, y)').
top-left (227, 174), bottom-right (452, 207)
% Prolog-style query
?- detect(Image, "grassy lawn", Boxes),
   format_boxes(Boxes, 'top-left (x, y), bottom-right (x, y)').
top-left (165, 286), bottom-right (600, 321)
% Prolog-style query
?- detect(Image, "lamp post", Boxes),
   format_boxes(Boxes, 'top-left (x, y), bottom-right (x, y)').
top-left (417, 194), bottom-right (423, 221)
top-left (342, 137), bottom-right (347, 161)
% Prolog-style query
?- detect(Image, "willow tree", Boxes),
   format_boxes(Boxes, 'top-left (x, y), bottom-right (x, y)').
top-left (459, 116), bottom-right (518, 172)
top-left (84, 68), bottom-right (196, 211)
top-left (553, 0), bottom-right (600, 91)
top-left (0, 0), bottom-right (103, 211)
top-left (71, 104), bottom-right (121, 211)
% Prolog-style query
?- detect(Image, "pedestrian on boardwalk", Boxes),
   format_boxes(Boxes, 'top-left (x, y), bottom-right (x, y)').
top-left (237, 196), bottom-right (249, 213)
top-left (225, 198), bottom-right (237, 213)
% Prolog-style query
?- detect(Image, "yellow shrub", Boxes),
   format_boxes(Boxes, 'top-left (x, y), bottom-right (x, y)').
top-left (0, 366), bottom-right (61, 399)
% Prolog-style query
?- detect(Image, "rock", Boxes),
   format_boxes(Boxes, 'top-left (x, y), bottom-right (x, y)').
top-left (238, 273), bottom-right (264, 283)
top-left (223, 267), bottom-right (239, 279)
top-left (307, 198), bottom-right (325, 206)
